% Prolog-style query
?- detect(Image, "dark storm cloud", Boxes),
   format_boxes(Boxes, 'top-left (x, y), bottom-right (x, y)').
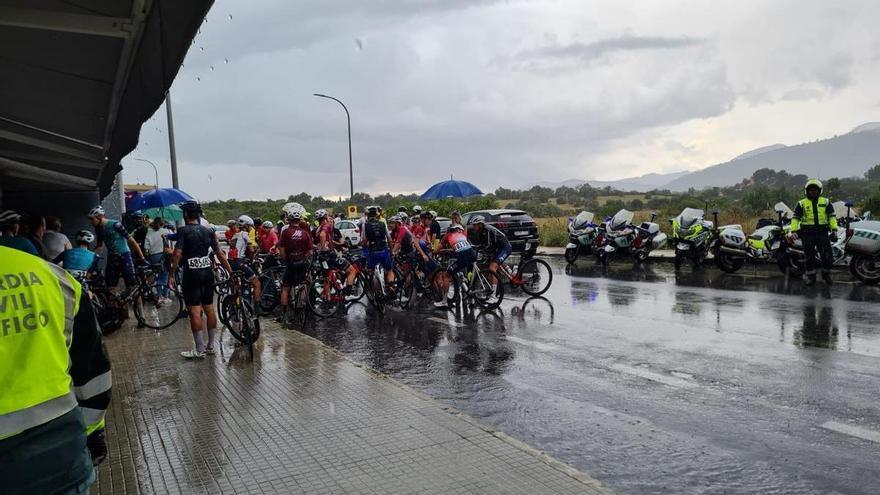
top-left (520, 35), bottom-right (705, 62)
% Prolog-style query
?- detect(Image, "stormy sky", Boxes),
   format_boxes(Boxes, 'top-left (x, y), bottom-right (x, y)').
top-left (127, 0), bottom-right (880, 201)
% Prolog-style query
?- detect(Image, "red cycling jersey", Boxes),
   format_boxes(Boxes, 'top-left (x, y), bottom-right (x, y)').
top-left (410, 222), bottom-right (426, 240)
top-left (317, 222), bottom-right (334, 251)
top-left (443, 231), bottom-right (472, 252)
top-left (279, 223), bottom-right (312, 261)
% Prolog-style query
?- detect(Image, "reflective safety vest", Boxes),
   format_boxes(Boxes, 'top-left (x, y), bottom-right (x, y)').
top-left (0, 246), bottom-right (82, 439)
top-left (791, 197), bottom-right (838, 232)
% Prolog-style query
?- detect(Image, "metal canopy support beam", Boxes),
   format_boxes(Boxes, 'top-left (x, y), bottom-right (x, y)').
top-left (0, 7), bottom-right (133, 38)
top-left (0, 157), bottom-right (96, 189)
top-left (0, 150), bottom-right (103, 170)
top-left (0, 129), bottom-right (103, 161)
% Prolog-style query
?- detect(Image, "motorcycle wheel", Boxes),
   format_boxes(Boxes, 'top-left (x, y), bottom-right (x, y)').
top-left (714, 252), bottom-right (745, 274)
top-left (635, 250), bottom-right (649, 263)
top-left (850, 254), bottom-right (880, 285)
top-left (596, 250), bottom-right (607, 265)
top-left (777, 252), bottom-right (805, 277)
top-left (564, 247), bottom-right (579, 265)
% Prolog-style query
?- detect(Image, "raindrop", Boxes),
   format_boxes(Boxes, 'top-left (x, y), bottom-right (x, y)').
top-left (196, 76), bottom-right (201, 81)
top-left (210, 66), bottom-right (214, 71)
top-left (200, 46), bottom-right (204, 51)
top-left (224, 58), bottom-right (229, 64)
top-left (228, 14), bottom-right (232, 20)
top-left (203, 17), bottom-right (208, 23)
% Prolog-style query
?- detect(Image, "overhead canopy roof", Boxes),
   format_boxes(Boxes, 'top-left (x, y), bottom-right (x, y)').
top-left (0, 0), bottom-right (212, 196)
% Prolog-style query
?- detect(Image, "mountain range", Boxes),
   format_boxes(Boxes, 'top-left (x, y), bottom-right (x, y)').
top-left (529, 123), bottom-right (880, 192)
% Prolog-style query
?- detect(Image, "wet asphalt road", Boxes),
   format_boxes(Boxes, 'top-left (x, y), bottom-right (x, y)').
top-left (299, 257), bottom-right (880, 494)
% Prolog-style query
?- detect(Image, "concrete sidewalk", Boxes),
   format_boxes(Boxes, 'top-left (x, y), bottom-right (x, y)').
top-left (92, 318), bottom-right (610, 494)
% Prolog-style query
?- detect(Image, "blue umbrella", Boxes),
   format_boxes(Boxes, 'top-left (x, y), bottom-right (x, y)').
top-left (128, 187), bottom-right (194, 211)
top-left (420, 179), bottom-right (483, 200)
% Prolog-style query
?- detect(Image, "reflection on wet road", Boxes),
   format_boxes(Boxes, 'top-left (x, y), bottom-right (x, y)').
top-left (301, 259), bottom-right (880, 494)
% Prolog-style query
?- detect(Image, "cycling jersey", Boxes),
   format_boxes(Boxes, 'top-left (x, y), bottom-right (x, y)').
top-left (363, 219), bottom-right (388, 251)
top-left (472, 224), bottom-right (511, 252)
top-left (392, 225), bottom-right (414, 255)
top-left (233, 230), bottom-right (253, 259)
top-left (279, 223), bottom-right (312, 262)
top-left (61, 247), bottom-right (98, 277)
top-left (96, 220), bottom-right (130, 255)
top-left (443, 231), bottom-right (473, 253)
top-left (317, 223), bottom-right (335, 252)
top-left (259, 229), bottom-right (278, 253)
top-left (175, 224), bottom-right (219, 273)
top-left (411, 222), bottom-right (426, 240)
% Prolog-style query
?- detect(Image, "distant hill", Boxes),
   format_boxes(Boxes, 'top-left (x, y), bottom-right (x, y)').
top-left (661, 124), bottom-right (880, 191)
top-left (532, 170), bottom-right (690, 192)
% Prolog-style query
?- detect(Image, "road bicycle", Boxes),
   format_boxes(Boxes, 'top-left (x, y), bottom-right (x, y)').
top-left (431, 254), bottom-right (504, 310)
top-left (490, 249), bottom-right (553, 297)
top-left (310, 255), bottom-right (348, 318)
top-left (90, 264), bottom-right (185, 331)
top-left (216, 270), bottom-right (260, 356)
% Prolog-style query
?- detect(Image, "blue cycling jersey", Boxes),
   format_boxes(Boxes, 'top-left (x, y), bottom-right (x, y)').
top-left (97, 219), bottom-right (131, 255)
top-left (62, 247), bottom-right (98, 274)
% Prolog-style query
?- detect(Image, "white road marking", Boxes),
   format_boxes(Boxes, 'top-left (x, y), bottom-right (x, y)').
top-left (427, 316), bottom-right (463, 327)
top-left (504, 335), bottom-right (563, 352)
top-left (821, 421), bottom-right (880, 444)
top-left (609, 363), bottom-right (698, 389)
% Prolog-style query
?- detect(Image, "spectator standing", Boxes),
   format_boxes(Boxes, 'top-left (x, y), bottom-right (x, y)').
top-left (24, 214), bottom-right (47, 259)
top-left (43, 216), bottom-right (72, 262)
top-left (144, 217), bottom-right (172, 302)
top-left (0, 210), bottom-right (39, 256)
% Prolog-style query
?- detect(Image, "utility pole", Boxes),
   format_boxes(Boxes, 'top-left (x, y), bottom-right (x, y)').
top-left (313, 93), bottom-right (354, 200)
top-left (166, 90), bottom-right (179, 188)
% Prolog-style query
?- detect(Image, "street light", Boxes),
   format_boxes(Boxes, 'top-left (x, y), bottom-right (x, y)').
top-left (313, 93), bottom-right (354, 200)
top-left (134, 158), bottom-right (159, 189)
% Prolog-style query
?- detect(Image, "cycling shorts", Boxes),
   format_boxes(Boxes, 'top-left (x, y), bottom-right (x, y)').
top-left (282, 260), bottom-right (309, 288)
top-left (365, 248), bottom-right (393, 271)
top-left (182, 269), bottom-right (215, 307)
top-left (106, 252), bottom-right (136, 287)
top-left (492, 245), bottom-right (513, 264)
top-left (448, 248), bottom-right (476, 274)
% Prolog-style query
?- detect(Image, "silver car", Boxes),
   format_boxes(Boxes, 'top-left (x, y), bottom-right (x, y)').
top-left (335, 219), bottom-right (361, 247)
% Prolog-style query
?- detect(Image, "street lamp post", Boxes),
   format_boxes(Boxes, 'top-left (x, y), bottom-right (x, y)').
top-left (134, 158), bottom-right (159, 189)
top-left (313, 93), bottom-right (354, 200)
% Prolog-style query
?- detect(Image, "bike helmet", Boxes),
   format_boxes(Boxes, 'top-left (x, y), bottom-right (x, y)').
top-left (262, 220), bottom-right (274, 229)
top-left (226, 219), bottom-right (236, 227)
top-left (366, 205), bottom-right (380, 216)
top-left (389, 215), bottom-right (401, 224)
top-left (419, 211), bottom-right (431, 219)
top-left (315, 208), bottom-right (328, 220)
top-left (0, 210), bottom-right (21, 225)
top-left (413, 205), bottom-right (422, 214)
top-left (180, 200), bottom-right (202, 215)
top-left (238, 214), bottom-right (254, 226)
top-left (399, 212), bottom-right (409, 222)
top-left (76, 230), bottom-right (95, 244)
top-left (469, 215), bottom-right (486, 225)
top-left (398, 206), bottom-right (408, 213)
top-left (448, 224), bottom-right (465, 232)
top-left (804, 178), bottom-right (823, 195)
top-left (429, 210), bottom-right (438, 218)
top-left (87, 205), bottom-right (105, 218)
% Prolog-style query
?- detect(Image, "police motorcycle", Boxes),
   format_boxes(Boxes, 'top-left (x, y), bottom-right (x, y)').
top-left (670, 207), bottom-right (717, 270)
top-left (842, 201), bottom-right (880, 284)
top-left (629, 211), bottom-right (668, 262)
top-left (593, 209), bottom-right (636, 265)
top-left (714, 202), bottom-right (799, 274)
top-left (564, 211), bottom-right (598, 264)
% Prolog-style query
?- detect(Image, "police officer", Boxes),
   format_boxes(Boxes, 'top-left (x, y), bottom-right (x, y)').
top-left (0, 245), bottom-right (111, 494)
top-left (790, 178), bottom-right (838, 286)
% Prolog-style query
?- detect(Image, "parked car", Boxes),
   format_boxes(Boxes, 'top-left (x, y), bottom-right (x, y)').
top-left (212, 224), bottom-right (228, 244)
top-left (335, 219), bottom-right (361, 246)
top-left (435, 217), bottom-right (452, 236)
top-left (462, 209), bottom-right (540, 256)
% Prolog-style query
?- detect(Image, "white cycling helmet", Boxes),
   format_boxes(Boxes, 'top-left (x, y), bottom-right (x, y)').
top-left (448, 224), bottom-right (465, 232)
top-left (282, 202), bottom-right (303, 215)
top-left (469, 215), bottom-right (486, 225)
top-left (399, 212), bottom-right (409, 221)
top-left (0, 210), bottom-right (21, 225)
top-left (76, 230), bottom-right (95, 244)
top-left (315, 208), bottom-right (328, 220)
top-left (87, 205), bottom-right (105, 218)
top-left (238, 215), bottom-right (254, 226)
top-left (389, 215), bottom-right (402, 224)
top-left (262, 220), bottom-right (274, 229)
top-left (412, 205), bottom-right (422, 214)
top-left (429, 210), bottom-right (438, 219)
top-left (226, 219), bottom-right (236, 226)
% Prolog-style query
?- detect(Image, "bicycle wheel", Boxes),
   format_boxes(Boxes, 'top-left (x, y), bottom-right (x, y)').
top-left (309, 274), bottom-right (341, 318)
top-left (214, 265), bottom-right (230, 295)
top-left (91, 288), bottom-right (125, 335)
top-left (134, 283), bottom-right (185, 330)
top-left (397, 268), bottom-right (417, 309)
top-left (517, 258), bottom-right (553, 296)
top-left (224, 294), bottom-right (258, 345)
top-left (258, 270), bottom-right (282, 313)
top-left (429, 268), bottom-right (458, 306)
top-left (472, 269), bottom-right (504, 310)
top-left (346, 273), bottom-right (366, 302)
top-left (369, 270), bottom-right (386, 313)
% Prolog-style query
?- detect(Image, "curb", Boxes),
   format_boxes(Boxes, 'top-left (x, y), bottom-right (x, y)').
top-left (271, 320), bottom-right (613, 494)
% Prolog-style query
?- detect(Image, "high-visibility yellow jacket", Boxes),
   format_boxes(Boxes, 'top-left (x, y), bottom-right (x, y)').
top-left (791, 197), bottom-right (838, 232)
top-left (0, 246), bottom-right (111, 492)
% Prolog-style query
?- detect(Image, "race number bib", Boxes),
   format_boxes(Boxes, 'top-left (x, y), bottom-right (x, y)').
top-left (454, 239), bottom-right (472, 252)
top-left (187, 256), bottom-right (211, 269)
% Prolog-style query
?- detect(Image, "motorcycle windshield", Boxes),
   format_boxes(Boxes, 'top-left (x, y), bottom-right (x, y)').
top-left (774, 202), bottom-right (794, 219)
top-left (677, 208), bottom-right (704, 229)
top-left (573, 211), bottom-right (595, 229)
top-left (609, 209), bottom-right (634, 230)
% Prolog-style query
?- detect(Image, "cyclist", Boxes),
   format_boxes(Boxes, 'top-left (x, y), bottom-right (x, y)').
top-left (230, 215), bottom-right (262, 311)
top-left (411, 211), bottom-right (427, 240)
top-left (87, 205), bottom-right (147, 290)
top-left (428, 210), bottom-right (442, 249)
top-left (389, 215), bottom-right (429, 263)
top-left (224, 220), bottom-right (239, 258)
top-left (412, 205), bottom-right (423, 218)
top-left (468, 215), bottom-right (511, 299)
top-left (169, 201), bottom-right (233, 359)
top-left (277, 205), bottom-right (312, 321)
top-left (316, 208), bottom-right (357, 291)
top-left (258, 220), bottom-right (279, 254)
top-left (361, 205), bottom-right (395, 289)
top-left (433, 223), bottom-right (476, 308)
top-left (61, 230), bottom-right (100, 283)
top-left (0, 209), bottom-right (39, 255)
top-left (399, 211), bottom-right (410, 228)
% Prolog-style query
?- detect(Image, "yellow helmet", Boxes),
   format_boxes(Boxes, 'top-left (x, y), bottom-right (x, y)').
top-left (804, 178), bottom-right (823, 195)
